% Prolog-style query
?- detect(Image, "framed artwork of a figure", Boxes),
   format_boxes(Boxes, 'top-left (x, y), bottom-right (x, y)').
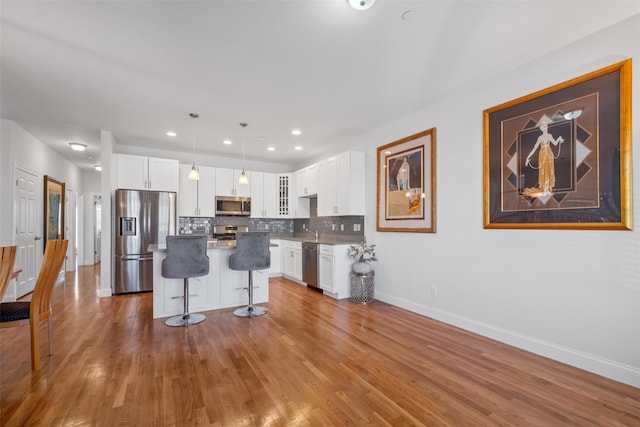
top-left (483, 59), bottom-right (632, 230)
top-left (377, 128), bottom-right (437, 233)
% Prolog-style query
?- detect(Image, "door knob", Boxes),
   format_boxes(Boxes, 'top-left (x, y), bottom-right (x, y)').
top-left (35, 236), bottom-right (42, 240)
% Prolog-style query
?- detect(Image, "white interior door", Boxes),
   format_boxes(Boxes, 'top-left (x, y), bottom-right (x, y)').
top-left (14, 166), bottom-right (40, 298)
top-left (94, 195), bottom-right (102, 264)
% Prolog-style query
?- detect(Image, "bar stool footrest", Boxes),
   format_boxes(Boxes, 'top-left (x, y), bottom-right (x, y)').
top-left (165, 313), bottom-right (206, 327)
top-left (233, 306), bottom-right (267, 318)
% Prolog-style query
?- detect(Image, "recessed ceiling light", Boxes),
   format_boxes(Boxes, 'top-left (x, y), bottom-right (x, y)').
top-left (223, 140), bottom-right (232, 145)
top-left (166, 131), bottom-right (177, 137)
top-left (348, 0), bottom-right (376, 11)
top-left (69, 142), bottom-right (87, 151)
top-left (294, 146), bottom-right (302, 151)
top-left (401, 10), bottom-right (416, 21)
top-left (291, 129), bottom-right (301, 136)
top-left (267, 147), bottom-right (275, 152)
top-left (94, 165), bottom-right (102, 171)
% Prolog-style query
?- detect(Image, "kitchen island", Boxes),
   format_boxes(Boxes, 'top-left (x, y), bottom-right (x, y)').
top-left (149, 241), bottom-right (270, 319)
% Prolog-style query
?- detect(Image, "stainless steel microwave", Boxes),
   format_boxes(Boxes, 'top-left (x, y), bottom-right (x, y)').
top-left (215, 196), bottom-right (251, 216)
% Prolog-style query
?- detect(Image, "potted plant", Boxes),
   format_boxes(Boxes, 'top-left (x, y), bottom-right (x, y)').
top-left (347, 242), bottom-right (377, 274)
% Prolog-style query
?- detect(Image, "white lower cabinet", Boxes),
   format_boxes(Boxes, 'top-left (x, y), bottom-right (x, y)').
top-left (318, 244), bottom-right (351, 299)
top-left (269, 240), bottom-right (281, 276)
top-left (219, 248), bottom-right (269, 307)
top-left (153, 249), bottom-right (219, 319)
top-left (163, 274), bottom-right (211, 314)
top-left (281, 240), bottom-right (302, 282)
top-left (319, 247), bottom-right (334, 292)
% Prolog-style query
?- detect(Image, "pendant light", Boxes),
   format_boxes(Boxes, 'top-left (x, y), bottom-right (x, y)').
top-left (238, 122), bottom-right (249, 185)
top-left (187, 113), bottom-right (200, 181)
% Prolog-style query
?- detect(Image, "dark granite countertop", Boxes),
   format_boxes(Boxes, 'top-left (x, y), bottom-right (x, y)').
top-left (176, 232), bottom-right (365, 246)
top-left (149, 241), bottom-right (278, 251)
top-left (274, 235), bottom-right (365, 245)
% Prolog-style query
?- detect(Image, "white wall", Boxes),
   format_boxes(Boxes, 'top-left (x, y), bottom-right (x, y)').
top-left (0, 122), bottom-right (12, 245)
top-left (0, 120), bottom-right (84, 296)
top-left (343, 15), bottom-right (639, 387)
top-left (0, 120), bottom-right (84, 246)
top-left (116, 143), bottom-right (292, 173)
top-left (98, 130), bottom-right (114, 298)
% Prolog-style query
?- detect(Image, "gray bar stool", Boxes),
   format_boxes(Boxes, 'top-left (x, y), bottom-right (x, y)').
top-left (161, 235), bottom-right (209, 326)
top-left (229, 232), bottom-right (270, 317)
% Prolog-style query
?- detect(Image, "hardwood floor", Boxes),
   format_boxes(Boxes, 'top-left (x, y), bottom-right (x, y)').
top-left (1, 265), bottom-right (639, 426)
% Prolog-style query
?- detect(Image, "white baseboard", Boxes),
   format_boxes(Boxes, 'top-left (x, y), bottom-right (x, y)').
top-left (375, 291), bottom-right (640, 389)
top-left (97, 287), bottom-right (112, 298)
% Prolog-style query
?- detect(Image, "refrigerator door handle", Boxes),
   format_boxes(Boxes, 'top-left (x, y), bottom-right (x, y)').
top-left (118, 255), bottom-right (153, 261)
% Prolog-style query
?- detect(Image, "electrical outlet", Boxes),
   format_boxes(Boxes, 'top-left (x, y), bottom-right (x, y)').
top-left (340, 224), bottom-right (344, 231)
top-left (431, 286), bottom-right (438, 297)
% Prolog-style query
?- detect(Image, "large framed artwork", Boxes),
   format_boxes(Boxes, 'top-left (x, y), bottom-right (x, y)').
top-left (377, 128), bottom-right (436, 233)
top-left (483, 59), bottom-right (632, 230)
top-left (44, 175), bottom-right (65, 251)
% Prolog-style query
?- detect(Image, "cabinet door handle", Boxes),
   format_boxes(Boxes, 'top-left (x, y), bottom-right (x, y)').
top-left (170, 294), bottom-right (199, 299)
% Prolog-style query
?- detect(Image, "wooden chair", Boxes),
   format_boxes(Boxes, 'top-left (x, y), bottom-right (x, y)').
top-left (0, 240), bottom-right (68, 371)
top-left (0, 246), bottom-right (18, 301)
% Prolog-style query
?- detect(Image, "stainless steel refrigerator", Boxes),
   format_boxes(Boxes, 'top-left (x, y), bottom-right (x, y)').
top-left (113, 189), bottom-right (176, 294)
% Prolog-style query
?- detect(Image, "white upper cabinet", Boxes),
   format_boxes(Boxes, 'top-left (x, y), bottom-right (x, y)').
top-left (215, 168), bottom-right (251, 197)
top-left (287, 173), bottom-right (309, 218)
top-left (276, 174), bottom-right (291, 218)
top-left (178, 164), bottom-right (215, 217)
top-left (295, 163), bottom-right (319, 197)
top-left (251, 172), bottom-right (277, 218)
top-left (335, 151), bottom-right (364, 215)
top-left (179, 164), bottom-right (197, 216)
top-left (318, 156), bottom-right (337, 217)
top-left (116, 154), bottom-right (179, 192)
top-left (148, 157), bottom-right (180, 191)
top-left (317, 151), bottom-right (364, 216)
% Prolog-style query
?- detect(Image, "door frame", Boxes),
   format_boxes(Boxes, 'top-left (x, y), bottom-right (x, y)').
top-left (12, 163), bottom-right (42, 300)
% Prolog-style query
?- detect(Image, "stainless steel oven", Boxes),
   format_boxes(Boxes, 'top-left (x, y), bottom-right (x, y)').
top-left (215, 196), bottom-right (251, 216)
top-left (212, 225), bottom-right (249, 241)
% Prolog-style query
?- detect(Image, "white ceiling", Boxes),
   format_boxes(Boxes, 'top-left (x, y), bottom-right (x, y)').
top-left (2, 1), bottom-right (639, 171)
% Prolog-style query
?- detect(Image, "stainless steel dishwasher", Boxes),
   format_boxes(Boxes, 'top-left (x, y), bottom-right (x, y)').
top-left (302, 242), bottom-right (319, 290)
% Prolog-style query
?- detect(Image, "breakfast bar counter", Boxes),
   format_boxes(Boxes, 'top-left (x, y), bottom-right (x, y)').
top-left (149, 243), bottom-right (270, 319)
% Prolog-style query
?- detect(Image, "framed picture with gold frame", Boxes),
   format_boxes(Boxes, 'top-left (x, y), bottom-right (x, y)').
top-left (377, 128), bottom-right (436, 233)
top-left (483, 59), bottom-right (632, 230)
top-left (44, 175), bottom-right (65, 251)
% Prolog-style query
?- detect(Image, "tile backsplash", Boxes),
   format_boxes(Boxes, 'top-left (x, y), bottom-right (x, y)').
top-left (179, 216), bottom-right (364, 238)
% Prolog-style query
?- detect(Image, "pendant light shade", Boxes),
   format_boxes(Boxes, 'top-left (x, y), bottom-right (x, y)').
top-left (238, 122), bottom-right (249, 185)
top-left (188, 113), bottom-right (200, 181)
top-left (188, 164), bottom-right (200, 181)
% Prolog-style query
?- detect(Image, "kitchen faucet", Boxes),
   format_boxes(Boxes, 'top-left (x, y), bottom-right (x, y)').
top-left (307, 229), bottom-right (319, 241)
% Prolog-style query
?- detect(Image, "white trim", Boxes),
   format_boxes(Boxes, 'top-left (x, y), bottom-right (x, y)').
top-left (375, 290), bottom-right (640, 389)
